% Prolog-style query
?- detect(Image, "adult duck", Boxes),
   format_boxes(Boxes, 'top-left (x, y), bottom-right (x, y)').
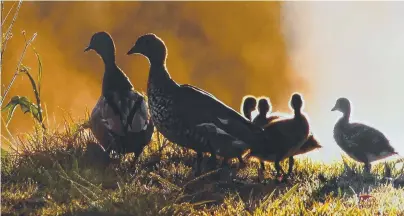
top-left (241, 95), bottom-right (320, 181)
top-left (248, 93), bottom-right (310, 181)
top-left (85, 32), bottom-right (154, 162)
top-left (127, 33), bottom-right (266, 175)
top-left (331, 97), bottom-right (397, 173)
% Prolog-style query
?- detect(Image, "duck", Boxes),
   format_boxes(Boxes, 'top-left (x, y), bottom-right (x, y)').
top-left (241, 95), bottom-right (320, 181)
top-left (241, 95), bottom-right (257, 121)
top-left (331, 97), bottom-right (398, 173)
top-left (127, 33), bottom-right (266, 176)
top-left (253, 97), bottom-right (277, 128)
top-left (247, 93), bottom-right (310, 181)
top-left (85, 31), bottom-right (154, 162)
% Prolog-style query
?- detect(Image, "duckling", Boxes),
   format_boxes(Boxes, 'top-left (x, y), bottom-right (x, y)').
top-left (241, 95), bottom-right (320, 181)
top-left (331, 97), bottom-right (398, 173)
top-left (249, 93), bottom-right (310, 181)
top-left (253, 97), bottom-right (278, 127)
top-left (85, 32), bottom-right (154, 162)
top-left (127, 33), bottom-right (266, 177)
top-left (241, 95), bottom-right (257, 121)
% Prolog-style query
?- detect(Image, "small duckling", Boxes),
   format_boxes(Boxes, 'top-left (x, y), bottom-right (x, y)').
top-left (250, 93), bottom-right (310, 182)
top-left (331, 97), bottom-right (398, 173)
top-left (241, 95), bottom-right (258, 121)
top-left (241, 96), bottom-right (321, 181)
top-left (252, 97), bottom-right (273, 128)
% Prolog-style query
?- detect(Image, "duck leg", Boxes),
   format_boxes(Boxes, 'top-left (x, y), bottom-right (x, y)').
top-left (281, 156), bottom-right (295, 183)
top-left (134, 146), bottom-right (147, 165)
top-left (238, 155), bottom-right (246, 169)
top-left (261, 161), bottom-right (266, 171)
top-left (220, 159), bottom-right (232, 182)
top-left (258, 161), bottom-right (265, 182)
top-left (195, 151), bottom-right (204, 176)
top-left (287, 156), bottom-right (295, 176)
top-left (275, 159), bottom-right (286, 183)
top-left (207, 144), bottom-right (218, 170)
top-left (364, 162), bottom-right (371, 174)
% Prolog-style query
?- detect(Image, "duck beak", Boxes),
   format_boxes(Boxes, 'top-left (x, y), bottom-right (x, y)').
top-left (127, 46), bottom-right (137, 55)
top-left (84, 45), bottom-right (92, 52)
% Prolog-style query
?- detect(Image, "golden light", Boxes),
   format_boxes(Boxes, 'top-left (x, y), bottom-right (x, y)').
top-left (2, 2), bottom-right (402, 164)
top-left (282, 2), bottom-right (404, 163)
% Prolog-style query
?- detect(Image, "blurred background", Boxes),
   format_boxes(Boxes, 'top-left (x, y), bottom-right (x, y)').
top-left (2, 1), bottom-right (403, 163)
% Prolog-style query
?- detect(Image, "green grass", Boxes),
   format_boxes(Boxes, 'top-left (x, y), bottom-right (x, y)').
top-left (1, 119), bottom-right (404, 216)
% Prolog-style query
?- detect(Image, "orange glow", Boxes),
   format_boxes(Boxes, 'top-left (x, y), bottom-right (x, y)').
top-left (2, 2), bottom-right (300, 141)
top-left (4, 2), bottom-right (401, 163)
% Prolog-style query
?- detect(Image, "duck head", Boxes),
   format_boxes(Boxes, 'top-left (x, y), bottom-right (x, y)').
top-left (242, 96), bottom-right (257, 120)
top-left (84, 32), bottom-right (115, 61)
top-left (258, 97), bottom-right (271, 115)
top-left (290, 92), bottom-right (304, 112)
top-left (127, 33), bottom-right (167, 65)
top-left (331, 97), bottom-right (351, 114)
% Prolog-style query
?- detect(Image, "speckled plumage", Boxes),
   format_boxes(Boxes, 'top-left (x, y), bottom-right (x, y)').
top-left (86, 32), bottom-right (154, 159)
top-left (128, 34), bottom-right (266, 174)
top-left (332, 97), bottom-right (397, 172)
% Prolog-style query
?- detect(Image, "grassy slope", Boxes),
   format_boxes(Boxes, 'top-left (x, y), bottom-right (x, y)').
top-left (1, 119), bottom-right (404, 216)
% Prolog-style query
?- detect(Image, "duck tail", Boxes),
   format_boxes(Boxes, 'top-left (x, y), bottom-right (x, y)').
top-left (394, 152), bottom-right (403, 158)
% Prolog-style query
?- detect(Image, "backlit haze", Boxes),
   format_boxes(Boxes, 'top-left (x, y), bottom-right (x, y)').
top-left (2, 2), bottom-right (403, 163)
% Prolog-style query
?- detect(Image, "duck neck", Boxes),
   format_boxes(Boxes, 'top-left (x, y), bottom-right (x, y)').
top-left (99, 49), bottom-right (116, 69)
top-left (101, 52), bottom-right (133, 94)
top-left (149, 51), bottom-right (166, 66)
top-left (257, 112), bottom-right (267, 119)
top-left (148, 52), bottom-right (174, 86)
top-left (294, 109), bottom-right (302, 118)
top-left (341, 109), bottom-right (351, 123)
top-left (243, 109), bottom-right (252, 120)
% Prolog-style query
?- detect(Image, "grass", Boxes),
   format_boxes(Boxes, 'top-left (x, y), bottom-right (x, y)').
top-left (1, 1), bottom-right (403, 215)
top-left (1, 117), bottom-right (404, 216)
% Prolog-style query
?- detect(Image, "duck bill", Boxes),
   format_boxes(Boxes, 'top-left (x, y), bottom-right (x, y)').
top-left (84, 45), bottom-right (92, 52)
top-left (127, 46), bottom-right (137, 55)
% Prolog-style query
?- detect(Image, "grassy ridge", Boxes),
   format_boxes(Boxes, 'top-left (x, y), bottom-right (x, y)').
top-left (1, 118), bottom-right (404, 216)
top-left (2, 2), bottom-right (403, 215)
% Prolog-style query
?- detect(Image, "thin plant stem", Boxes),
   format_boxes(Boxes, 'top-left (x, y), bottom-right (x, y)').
top-left (1, 0), bottom-right (22, 54)
top-left (0, 32), bottom-right (37, 107)
top-left (1, 1), bottom-right (17, 27)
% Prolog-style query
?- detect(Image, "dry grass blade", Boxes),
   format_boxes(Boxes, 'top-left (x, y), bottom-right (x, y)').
top-left (0, 1), bottom-right (16, 27)
top-left (149, 172), bottom-right (182, 192)
top-left (1, 32), bottom-right (37, 107)
top-left (1, 0), bottom-right (22, 58)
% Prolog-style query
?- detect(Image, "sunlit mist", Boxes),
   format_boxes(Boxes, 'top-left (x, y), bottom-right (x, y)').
top-left (282, 2), bottom-right (404, 163)
top-left (2, 2), bottom-right (298, 143)
top-left (3, 2), bottom-right (403, 164)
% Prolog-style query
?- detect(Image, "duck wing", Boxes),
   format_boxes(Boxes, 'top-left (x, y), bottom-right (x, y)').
top-left (176, 84), bottom-right (264, 146)
top-left (267, 115), bottom-right (282, 123)
top-left (264, 119), bottom-right (297, 143)
top-left (343, 123), bottom-right (395, 156)
top-left (195, 123), bottom-right (249, 158)
top-left (101, 90), bottom-right (149, 135)
top-left (90, 96), bottom-right (120, 151)
top-left (177, 84), bottom-right (263, 133)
